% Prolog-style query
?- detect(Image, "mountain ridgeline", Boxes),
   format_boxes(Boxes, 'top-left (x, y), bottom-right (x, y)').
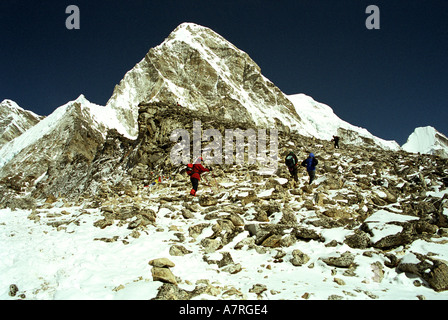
top-left (0, 99), bottom-right (43, 148)
top-left (1, 22), bottom-right (426, 203)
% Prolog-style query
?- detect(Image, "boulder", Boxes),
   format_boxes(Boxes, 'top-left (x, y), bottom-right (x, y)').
top-left (199, 195), bottom-right (218, 207)
top-left (344, 229), bottom-right (371, 249)
top-left (169, 245), bottom-right (193, 256)
top-left (398, 253), bottom-right (448, 292)
top-left (151, 267), bottom-right (177, 285)
top-left (321, 252), bottom-right (355, 268)
top-left (426, 261), bottom-right (448, 292)
top-left (200, 238), bottom-right (222, 253)
top-left (149, 258), bottom-right (175, 268)
top-left (290, 249), bottom-right (310, 266)
top-left (153, 283), bottom-right (190, 300)
top-left (261, 234), bottom-right (283, 248)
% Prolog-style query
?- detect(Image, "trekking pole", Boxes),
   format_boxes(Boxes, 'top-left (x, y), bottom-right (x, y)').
top-left (211, 172), bottom-right (219, 193)
top-left (202, 174), bottom-right (214, 194)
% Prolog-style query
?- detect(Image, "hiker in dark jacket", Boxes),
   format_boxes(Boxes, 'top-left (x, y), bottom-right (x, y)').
top-left (332, 135), bottom-right (340, 148)
top-left (301, 153), bottom-right (319, 184)
top-left (285, 151), bottom-right (299, 182)
top-left (188, 157), bottom-right (211, 196)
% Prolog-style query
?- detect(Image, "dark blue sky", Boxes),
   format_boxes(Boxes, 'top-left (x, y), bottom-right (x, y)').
top-left (1, 0), bottom-right (447, 145)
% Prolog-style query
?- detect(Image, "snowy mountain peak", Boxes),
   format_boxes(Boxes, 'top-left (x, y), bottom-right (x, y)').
top-left (165, 22), bottom-right (239, 52)
top-left (106, 22), bottom-right (301, 138)
top-left (402, 126), bottom-right (448, 158)
top-left (105, 22), bottom-right (401, 152)
top-left (0, 94), bottom-right (127, 174)
top-left (0, 99), bottom-right (43, 148)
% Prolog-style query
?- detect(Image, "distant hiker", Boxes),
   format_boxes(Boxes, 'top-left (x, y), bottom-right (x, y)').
top-left (285, 151), bottom-right (299, 182)
top-left (186, 157), bottom-right (211, 196)
top-left (301, 153), bottom-right (319, 184)
top-left (332, 135), bottom-right (340, 148)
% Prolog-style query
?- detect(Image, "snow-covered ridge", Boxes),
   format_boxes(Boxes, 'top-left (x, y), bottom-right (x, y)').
top-left (287, 94), bottom-right (401, 151)
top-left (0, 95), bottom-right (127, 169)
top-left (0, 99), bottom-right (41, 120)
top-left (402, 126), bottom-right (448, 158)
top-left (0, 99), bottom-right (42, 147)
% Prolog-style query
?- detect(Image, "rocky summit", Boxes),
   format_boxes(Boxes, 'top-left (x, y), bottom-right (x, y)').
top-left (0, 23), bottom-right (448, 300)
top-left (106, 22), bottom-right (304, 138)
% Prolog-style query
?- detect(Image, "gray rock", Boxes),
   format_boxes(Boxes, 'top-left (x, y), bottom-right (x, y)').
top-left (290, 249), bottom-right (310, 266)
top-left (344, 229), bottom-right (371, 249)
top-left (169, 245), bottom-right (192, 256)
top-left (321, 252), bottom-right (355, 268)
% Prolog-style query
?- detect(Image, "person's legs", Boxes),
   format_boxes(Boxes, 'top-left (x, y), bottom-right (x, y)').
top-left (190, 177), bottom-right (199, 196)
top-left (308, 170), bottom-right (316, 184)
top-left (292, 167), bottom-right (298, 182)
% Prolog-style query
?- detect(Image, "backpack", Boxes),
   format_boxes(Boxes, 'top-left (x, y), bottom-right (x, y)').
top-left (186, 163), bottom-right (194, 176)
top-left (285, 154), bottom-right (296, 168)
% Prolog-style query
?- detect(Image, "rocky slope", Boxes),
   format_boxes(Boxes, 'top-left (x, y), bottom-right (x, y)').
top-left (2, 102), bottom-right (448, 300)
top-left (0, 99), bottom-right (43, 148)
top-left (0, 95), bottom-right (123, 202)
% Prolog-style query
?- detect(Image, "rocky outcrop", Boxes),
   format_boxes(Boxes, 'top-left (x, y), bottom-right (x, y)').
top-left (398, 253), bottom-right (448, 292)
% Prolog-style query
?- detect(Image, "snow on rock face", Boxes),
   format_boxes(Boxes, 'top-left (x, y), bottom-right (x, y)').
top-left (0, 95), bottom-right (128, 199)
top-left (402, 126), bottom-right (448, 159)
top-left (106, 22), bottom-right (303, 138)
top-left (0, 95), bottom-right (111, 170)
top-left (362, 209), bottom-right (419, 244)
top-left (0, 99), bottom-right (43, 148)
top-left (287, 94), bottom-right (401, 151)
top-left (106, 22), bottom-right (402, 151)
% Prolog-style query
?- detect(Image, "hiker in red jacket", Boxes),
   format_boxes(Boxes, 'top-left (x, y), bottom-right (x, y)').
top-left (187, 157), bottom-right (212, 196)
